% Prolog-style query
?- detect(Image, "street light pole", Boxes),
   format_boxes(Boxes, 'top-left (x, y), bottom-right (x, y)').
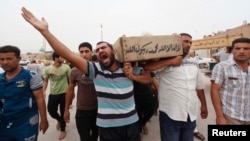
top-left (100, 24), bottom-right (103, 41)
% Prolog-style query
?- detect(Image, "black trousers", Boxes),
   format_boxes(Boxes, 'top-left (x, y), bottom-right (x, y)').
top-left (75, 109), bottom-right (99, 141)
top-left (99, 121), bottom-right (140, 141)
top-left (47, 93), bottom-right (66, 131)
top-left (134, 94), bottom-right (155, 132)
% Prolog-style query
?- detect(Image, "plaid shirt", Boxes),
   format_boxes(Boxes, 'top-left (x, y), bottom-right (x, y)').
top-left (211, 58), bottom-right (250, 121)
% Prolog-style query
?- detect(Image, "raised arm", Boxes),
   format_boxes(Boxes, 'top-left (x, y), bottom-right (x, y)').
top-left (131, 69), bottom-right (152, 84)
top-left (123, 62), bottom-right (152, 84)
top-left (21, 7), bottom-right (88, 74)
top-left (143, 56), bottom-right (183, 71)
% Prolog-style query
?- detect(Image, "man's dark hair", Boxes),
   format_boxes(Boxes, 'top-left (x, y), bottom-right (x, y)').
top-left (52, 52), bottom-right (60, 61)
top-left (0, 45), bottom-right (21, 58)
top-left (78, 42), bottom-right (92, 51)
top-left (31, 60), bottom-right (36, 63)
top-left (96, 41), bottom-right (113, 49)
top-left (92, 54), bottom-right (98, 62)
top-left (226, 46), bottom-right (232, 53)
top-left (180, 33), bottom-right (192, 38)
top-left (232, 37), bottom-right (250, 49)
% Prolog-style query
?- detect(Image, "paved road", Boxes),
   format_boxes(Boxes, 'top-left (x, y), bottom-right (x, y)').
top-left (38, 71), bottom-right (215, 141)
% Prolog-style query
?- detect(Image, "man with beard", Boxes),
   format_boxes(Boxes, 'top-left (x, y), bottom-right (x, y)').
top-left (143, 33), bottom-right (208, 141)
top-left (21, 7), bottom-right (153, 141)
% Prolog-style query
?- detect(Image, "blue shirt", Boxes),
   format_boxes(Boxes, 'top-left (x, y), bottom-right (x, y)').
top-left (0, 68), bottom-right (43, 126)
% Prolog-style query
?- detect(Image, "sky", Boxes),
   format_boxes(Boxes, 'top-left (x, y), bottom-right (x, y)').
top-left (0, 0), bottom-right (250, 53)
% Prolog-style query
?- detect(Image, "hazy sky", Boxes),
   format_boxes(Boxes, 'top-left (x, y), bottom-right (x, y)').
top-left (1, 0), bottom-right (249, 53)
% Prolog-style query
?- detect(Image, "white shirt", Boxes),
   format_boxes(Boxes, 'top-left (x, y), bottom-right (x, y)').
top-left (212, 51), bottom-right (230, 62)
top-left (156, 56), bottom-right (204, 122)
top-left (0, 67), bottom-right (4, 73)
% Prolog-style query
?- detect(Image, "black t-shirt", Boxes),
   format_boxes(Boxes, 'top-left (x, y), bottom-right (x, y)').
top-left (133, 72), bottom-right (155, 100)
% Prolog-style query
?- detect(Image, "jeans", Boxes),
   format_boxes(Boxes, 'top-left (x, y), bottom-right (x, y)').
top-left (159, 111), bottom-right (196, 141)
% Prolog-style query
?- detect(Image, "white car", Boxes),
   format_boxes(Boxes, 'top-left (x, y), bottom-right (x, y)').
top-left (19, 59), bottom-right (30, 66)
top-left (197, 56), bottom-right (216, 69)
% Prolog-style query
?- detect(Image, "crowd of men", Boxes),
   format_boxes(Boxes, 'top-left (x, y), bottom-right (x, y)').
top-left (0, 7), bottom-right (250, 141)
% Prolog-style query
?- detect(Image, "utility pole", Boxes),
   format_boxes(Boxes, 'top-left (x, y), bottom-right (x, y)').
top-left (100, 24), bottom-right (103, 41)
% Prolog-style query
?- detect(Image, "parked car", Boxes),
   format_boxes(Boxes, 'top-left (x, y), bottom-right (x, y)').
top-left (197, 56), bottom-right (216, 69)
top-left (19, 59), bottom-right (30, 66)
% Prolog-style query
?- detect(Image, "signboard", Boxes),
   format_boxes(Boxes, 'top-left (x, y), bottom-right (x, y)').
top-left (192, 34), bottom-right (243, 50)
top-left (113, 34), bottom-right (183, 62)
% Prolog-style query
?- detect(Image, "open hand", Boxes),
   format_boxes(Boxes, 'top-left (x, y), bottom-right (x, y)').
top-left (21, 7), bottom-right (49, 32)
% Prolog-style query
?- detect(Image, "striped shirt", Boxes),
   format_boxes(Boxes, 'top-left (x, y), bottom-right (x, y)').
top-left (211, 58), bottom-right (250, 121)
top-left (88, 61), bottom-right (138, 127)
